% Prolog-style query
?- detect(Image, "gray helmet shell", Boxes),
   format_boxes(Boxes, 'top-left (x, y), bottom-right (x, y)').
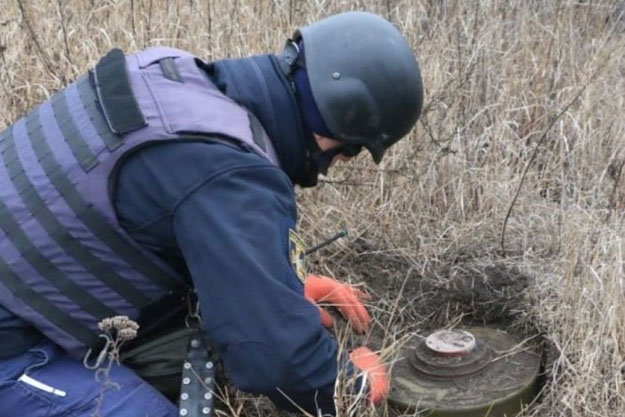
top-left (294, 11), bottom-right (424, 163)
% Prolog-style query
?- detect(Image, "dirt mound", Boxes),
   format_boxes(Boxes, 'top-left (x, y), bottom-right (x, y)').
top-left (325, 240), bottom-right (534, 332)
top-left (442, 263), bottom-right (532, 325)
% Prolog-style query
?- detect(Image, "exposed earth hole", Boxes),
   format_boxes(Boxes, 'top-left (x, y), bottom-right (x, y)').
top-left (319, 246), bottom-right (554, 416)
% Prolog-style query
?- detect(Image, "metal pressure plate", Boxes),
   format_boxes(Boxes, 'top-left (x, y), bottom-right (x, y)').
top-left (389, 327), bottom-right (541, 417)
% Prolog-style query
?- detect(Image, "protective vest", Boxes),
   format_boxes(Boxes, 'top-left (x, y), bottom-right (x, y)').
top-left (0, 47), bottom-right (280, 359)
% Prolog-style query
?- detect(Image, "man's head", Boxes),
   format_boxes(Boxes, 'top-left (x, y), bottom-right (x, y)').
top-left (282, 11), bottom-right (424, 172)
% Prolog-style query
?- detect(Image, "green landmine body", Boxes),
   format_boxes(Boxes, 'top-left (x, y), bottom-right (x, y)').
top-left (389, 327), bottom-right (541, 417)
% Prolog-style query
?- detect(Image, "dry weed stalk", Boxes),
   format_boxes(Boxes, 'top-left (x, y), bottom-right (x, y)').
top-left (86, 316), bottom-right (139, 417)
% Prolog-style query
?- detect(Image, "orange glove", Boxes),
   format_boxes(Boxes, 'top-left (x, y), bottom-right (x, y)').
top-left (350, 347), bottom-right (390, 405)
top-left (304, 274), bottom-right (370, 333)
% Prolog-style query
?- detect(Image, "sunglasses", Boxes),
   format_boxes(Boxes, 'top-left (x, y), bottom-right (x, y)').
top-left (339, 144), bottom-right (363, 158)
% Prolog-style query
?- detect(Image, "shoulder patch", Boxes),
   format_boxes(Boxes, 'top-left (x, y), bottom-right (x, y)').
top-left (288, 229), bottom-right (307, 284)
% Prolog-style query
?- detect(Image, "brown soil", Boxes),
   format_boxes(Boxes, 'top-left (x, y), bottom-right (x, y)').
top-left (317, 238), bottom-right (536, 344)
top-left (311, 238), bottom-right (553, 416)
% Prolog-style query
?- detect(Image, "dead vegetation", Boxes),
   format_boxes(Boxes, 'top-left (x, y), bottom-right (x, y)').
top-left (1, 0), bottom-right (625, 416)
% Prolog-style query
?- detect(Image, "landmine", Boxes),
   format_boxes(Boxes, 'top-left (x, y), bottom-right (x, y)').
top-left (389, 328), bottom-right (541, 416)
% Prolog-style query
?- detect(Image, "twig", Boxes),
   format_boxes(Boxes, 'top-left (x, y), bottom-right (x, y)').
top-left (147, 0), bottom-right (154, 45)
top-left (500, 1), bottom-right (625, 255)
top-left (16, 0), bottom-right (57, 77)
top-left (206, 0), bottom-right (212, 51)
top-left (318, 179), bottom-right (374, 187)
top-left (500, 85), bottom-right (588, 254)
top-left (87, 316), bottom-right (138, 417)
top-left (56, 0), bottom-right (73, 68)
top-left (607, 158), bottom-right (625, 216)
top-left (130, 0), bottom-right (136, 39)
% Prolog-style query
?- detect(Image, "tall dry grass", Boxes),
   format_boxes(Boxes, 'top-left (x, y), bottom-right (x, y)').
top-left (1, 0), bottom-right (625, 416)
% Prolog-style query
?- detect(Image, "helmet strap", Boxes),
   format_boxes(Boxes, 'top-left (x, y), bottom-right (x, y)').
top-left (312, 148), bottom-right (342, 176)
top-left (308, 137), bottom-right (344, 176)
top-left (275, 39), bottom-right (305, 85)
top-left (295, 134), bottom-right (339, 188)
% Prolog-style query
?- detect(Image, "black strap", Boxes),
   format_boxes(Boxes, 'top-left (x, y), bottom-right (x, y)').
top-left (275, 40), bottom-right (304, 79)
top-left (6, 116), bottom-right (150, 309)
top-left (247, 112), bottom-right (267, 151)
top-left (0, 127), bottom-right (117, 320)
top-left (50, 91), bottom-right (98, 171)
top-left (24, 110), bottom-right (179, 292)
top-left (92, 48), bottom-right (146, 134)
top-left (160, 58), bottom-right (184, 83)
top-left (76, 75), bottom-right (124, 151)
top-left (0, 255), bottom-right (98, 348)
top-left (178, 330), bottom-right (215, 417)
top-left (178, 293), bottom-right (215, 417)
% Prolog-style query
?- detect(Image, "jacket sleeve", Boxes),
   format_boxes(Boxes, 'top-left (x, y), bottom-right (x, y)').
top-left (172, 162), bottom-right (338, 414)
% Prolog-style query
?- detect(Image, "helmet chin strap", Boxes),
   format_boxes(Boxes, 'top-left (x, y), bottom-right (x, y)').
top-left (311, 147), bottom-right (343, 176)
top-left (308, 130), bottom-right (351, 176)
top-left (298, 134), bottom-right (366, 187)
top-left (297, 135), bottom-right (344, 187)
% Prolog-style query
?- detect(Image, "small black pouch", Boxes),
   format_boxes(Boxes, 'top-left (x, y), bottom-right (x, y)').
top-left (121, 325), bottom-right (194, 401)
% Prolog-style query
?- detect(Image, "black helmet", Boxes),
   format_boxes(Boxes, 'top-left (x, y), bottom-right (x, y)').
top-left (293, 11), bottom-right (424, 163)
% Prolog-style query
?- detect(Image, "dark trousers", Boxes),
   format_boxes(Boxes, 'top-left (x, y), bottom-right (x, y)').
top-left (0, 340), bottom-right (177, 417)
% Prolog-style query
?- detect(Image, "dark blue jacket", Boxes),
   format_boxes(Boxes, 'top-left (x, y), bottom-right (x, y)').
top-left (0, 52), bottom-right (343, 414)
top-left (113, 140), bottom-right (339, 413)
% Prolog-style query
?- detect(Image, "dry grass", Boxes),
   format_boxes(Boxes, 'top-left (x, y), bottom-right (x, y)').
top-left (2, 0), bottom-right (625, 416)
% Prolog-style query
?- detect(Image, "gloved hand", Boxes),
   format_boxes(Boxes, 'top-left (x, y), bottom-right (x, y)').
top-left (304, 274), bottom-right (370, 333)
top-left (350, 347), bottom-right (389, 405)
